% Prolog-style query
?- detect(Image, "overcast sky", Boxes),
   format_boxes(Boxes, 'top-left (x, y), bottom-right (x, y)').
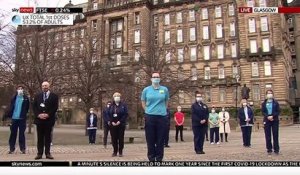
top-left (0, 0), bottom-right (87, 25)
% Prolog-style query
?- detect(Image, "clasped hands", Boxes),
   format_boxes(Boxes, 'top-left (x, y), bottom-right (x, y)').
top-left (38, 113), bottom-right (49, 120)
top-left (111, 121), bottom-right (121, 126)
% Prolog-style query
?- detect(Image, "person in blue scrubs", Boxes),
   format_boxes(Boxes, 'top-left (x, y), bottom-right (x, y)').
top-left (141, 72), bottom-right (169, 161)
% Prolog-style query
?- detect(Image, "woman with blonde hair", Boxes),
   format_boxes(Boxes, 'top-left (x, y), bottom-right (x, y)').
top-left (108, 92), bottom-right (128, 157)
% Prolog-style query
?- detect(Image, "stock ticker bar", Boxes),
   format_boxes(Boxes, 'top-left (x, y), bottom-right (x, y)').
top-left (0, 161), bottom-right (299, 167)
top-left (35, 7), bottom-right (83, 14)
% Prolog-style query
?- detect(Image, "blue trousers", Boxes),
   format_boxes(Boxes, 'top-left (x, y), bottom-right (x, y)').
top-left (264, 121), bottom-right (279, 153)
top-left (145, 115), bottom-right (167, 161)
top-left (192, 125), bottom-right (207, 153)
top-left (88, 129), bottom-right (97, 144)
top-left (9, 119), bottom-right (26, 151)
top-left (241, 126), bottom-right (252, 146)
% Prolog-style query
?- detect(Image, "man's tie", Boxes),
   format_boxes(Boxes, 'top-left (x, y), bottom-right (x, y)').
top-left (43, 92), bottom-right (47, 103)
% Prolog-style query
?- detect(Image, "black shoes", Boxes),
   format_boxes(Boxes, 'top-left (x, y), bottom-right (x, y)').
top-left (21, 150), bottom-right (26, 154)
top-left (165, 145), bottom-right (170, 148)
top-left (112, 153), bottom-right (117, 157)
top-left (35, 155), bottom-right (42, 160)
top-left (196, 151), bottom-right (205, 154)
top-left (46, 154), bottom-right (54, 159)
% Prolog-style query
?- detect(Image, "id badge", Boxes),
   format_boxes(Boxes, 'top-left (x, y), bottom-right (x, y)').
top-left (113, 114), bottom-right (118, 118)
top-left (40, 103), bottom-right (45, 107)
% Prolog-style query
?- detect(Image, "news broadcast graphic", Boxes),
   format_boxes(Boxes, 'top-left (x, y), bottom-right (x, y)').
top-left (0, 161), bottom-right (299, 167)
top-left (35, 7), bottom-right (83, 14)
top-left (239, 7), bottom-right (300, 13)
top-left (11, 14), bottom-right (74, 25)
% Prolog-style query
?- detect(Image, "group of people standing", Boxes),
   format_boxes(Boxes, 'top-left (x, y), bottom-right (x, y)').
top-left (5, 72), bottom-right (281, 161)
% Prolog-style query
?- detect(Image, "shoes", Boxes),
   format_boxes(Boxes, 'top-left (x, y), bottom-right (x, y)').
top-left (165, 145), bottom-right (170, 148)
top-left (274, 152), bottom-right (280, 155)
top-left (267, 151), bottom-right (272, 155)
top-left (112, 153), bottom-right (117, 157)
top-left (210, 142), bottom-right (214, 145)
top-left (216, 142), bottom-right (220, 145)
top-left (35, 155), bottom-right (42, 160)
top-left (8, 151), bottom-right (14, 154)
top-left (119, 154), bottom-right (123, 157)
top-left (181, 140), bottom-right (185, 142)
top-left (206, 139), bottom-right (209, 141)
top-left (21, 150), bottom-right (26, 154)
top-left (196, 151), bottom-right (205, 154)
top-left (46, 154), bottom-right (54, 159)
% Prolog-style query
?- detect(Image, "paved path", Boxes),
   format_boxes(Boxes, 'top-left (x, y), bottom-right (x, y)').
top-left (1, 125), bottom-right (300, 161)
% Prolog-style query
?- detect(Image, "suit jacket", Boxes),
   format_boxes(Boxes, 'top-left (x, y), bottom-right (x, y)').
top-left (33, 91), bottom-right (59, 126)
top-left (191, 101), bottom-right (209, 127)
top-left (238, 106), bottom-right (254, 126)
top-left (86, 113), bottom-right (98, 128)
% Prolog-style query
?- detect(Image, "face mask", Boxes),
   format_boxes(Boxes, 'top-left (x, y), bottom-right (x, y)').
top-left (17, 89), bottom-right (24, 96)
top-left (90, 111), bottom-right (93, 114)
top-left (151, 78), bottom-right (160, 84)
top-left (222, 109), bottom-right (225, 112)
top-left (267, 94), bottom-right (273, 99)
top-left (178, 108), bottom-right (181, 112)
top-left (211, 110), bottom-right (215, 113)
top-left (243, 103), bottom-right (247, 106)
top-left (107, 105), bottom-right (110, 108)
top-left (196, 97), bottom-right (202, 102)
top-left (114, 97), bottom-right (121, 103)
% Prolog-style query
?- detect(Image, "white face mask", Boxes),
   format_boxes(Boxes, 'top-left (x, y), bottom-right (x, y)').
top-left (243, 103), bottom-right (247, 106)
top-left (17, 89), bottom-right (24, 96)
top-left (196, 97), bottom-right (202, 102)
top-left (114, 96), bottom-right (121, 103)
top-left (177, 108), bottom-right (181, 112)
top-left (222, 108), bottom-right (225, 112)
top-left (90, 111), bottom-right (93, 114)
top-left (267, 94), bottom-right (273, 99)
top-left (211, 110), bottom-right (215, 113)
top-left (107, 105), bottom-right (110, 108)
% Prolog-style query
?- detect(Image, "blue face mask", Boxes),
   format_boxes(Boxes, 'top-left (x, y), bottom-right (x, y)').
top-left (151, 78), bottom-right (160, 84)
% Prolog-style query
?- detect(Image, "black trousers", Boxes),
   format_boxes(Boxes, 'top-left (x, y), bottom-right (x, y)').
top-left (175, 125), bottom-right (184, 141)
top-left (36, 123), bottom-right (52, 155)
top-left (192, 125), bottom-right (207, 153)
top-left (9, 119), bottom-right (26, 152)
top-left (103, 124), bottom-right (110, 146)
top-left (164, 124), bottom-right (170, 146)
top-left (264, 121), bottom-right (279, 153)
top-left (210, 127), bottom-right (219, 143)
top-left (241, 126), bottom-right (252, 146)
top-left (110, 124), bottom-right (125, 154)
top-left (88, 129), bottom-right (96, 143)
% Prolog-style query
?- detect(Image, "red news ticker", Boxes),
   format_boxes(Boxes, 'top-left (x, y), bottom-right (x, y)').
top-left (19, 7), bottom-right (34, 13)
top-left (239, 7), bottom-right (300, 14)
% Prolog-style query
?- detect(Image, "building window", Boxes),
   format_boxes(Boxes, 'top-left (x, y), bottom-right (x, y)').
top-left (135, 12), bottom-right (140, 25)
top-left (79, 44), bottom-right (84, 54)
top-left (116, 36), bottom-right (122, 48)
top-left (71, 45), bottom-right (75, 55)
top-left (259, 0), bottom-right (266, 7)
top-left (230, 22), bottom-right (236, 36)
top-left (164, 14), bottom-right (170, 25)
top-left (154, 32), bottom-right (158, 45)
top-left (191, 67), bottom-right (197, 81)
top-left (134, 50), bottom-right (140, 62)
top-left (253, 84), bottom-right (260, 101)
top-left (177, 29), bottom-right (183, 43)
top-left (179, 90), bottom-right (184, 104)
top-left (189, 27), bottom-right (196, 41)
top-left (165, 51), bottom-right (171, 63)
top-left (134, 30), bottom-right (140, 44)
top-left (178, 48), bottom-right (184, 63)
top-left (92, 20), bottom-right (97, 31)
top-left (250, 40), bottom-right (257, 53)
top-left (116, 54), bottom-right (122, 66)
top-left (80, 29), bottom-right (84, 38)
top-left (62, 46), bottom-right (66, 56)
top-left (164, 30), bottom-right (170, 44)
top-left (176, 12), bottom-right (182, 23)
top-left (117, 20), bottom-right (123, 31)
top-left (247, 0), bottom-right (255, 7)
top-left (216, 24), bottom-right (223, 38)
top-left (228, 3), bottom-right (235, 16)
top-left (249, 18), bottom-right (256, 33)
top-left (153, 0), bottom-right (158, 5)
top-left (218, 65), bottom-right (225, 79)
top-left (215, 6), bottom-right (222, 18)
top-left (262, 38), bottom-right (270, 52)
top-left (217, 44), bottom-right (224, 59)
top-left (260, 16), bottom-right (269, 32)
top-left (251, 62), bottom-right (259, 77)
top-left (202, 8), bottom-right (208, 20)
top-left (219, 88), bottom-right (226, 102)
top-left (189, 10), bottom-right (195, 21)
top-left (190, 47), bottom-right (197, 61)
top-left (204, 45), bottom-right (210, 60)
top-left (153, 15), bottom-right (158, 27)
top-left (232, 65), bottom-right (238, 77)
top-left (264, 61), bottom-right (272, 76)
top-left (205, 88), bottom-right (211, 102)
top-left (265, 83), bottom-right (272, 89)
top-left (164, 0), bottom-right (170, 2)
top-left (92, 38), bottom-right (97, 50)
top-left (204, 66), bottom-right (211, 80)
top-left (71, 30), bottom-right (76, 38)
top-left (231, 43), bottom-right (237, 57)
top-left (203, 26), bottom-right (209, 39)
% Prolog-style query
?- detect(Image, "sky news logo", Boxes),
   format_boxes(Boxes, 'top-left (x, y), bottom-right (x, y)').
top-left (12, 7), bottom-right (34, 13)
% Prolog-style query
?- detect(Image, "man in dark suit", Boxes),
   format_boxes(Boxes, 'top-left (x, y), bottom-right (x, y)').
top-left (33, 81), bottom-right (58, 160)
top-left (86, 108), bottom-right (98, 144)
top-left (102, 101), bottom-right (111, 148)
